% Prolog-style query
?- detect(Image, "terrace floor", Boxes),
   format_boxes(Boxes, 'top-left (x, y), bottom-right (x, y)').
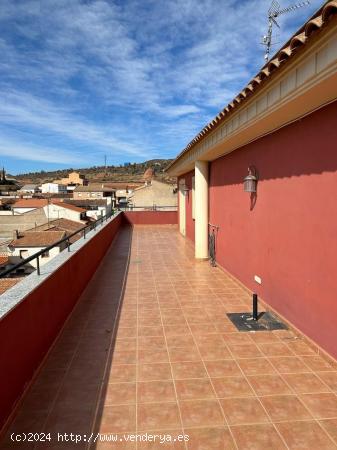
top-left (1, 225), bottom-right (337, 449)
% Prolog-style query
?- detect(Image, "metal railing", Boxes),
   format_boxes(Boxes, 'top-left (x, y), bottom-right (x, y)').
top-left (118, 205), bottom-right (177, 211)
top-left (208, 223), bottom-right (219, 267)
top-left (0, 210), bottom-right (116, 278)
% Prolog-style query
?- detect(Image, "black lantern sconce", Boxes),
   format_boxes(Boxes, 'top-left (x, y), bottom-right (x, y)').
top-left (243, 166), bottom-right (258, 193)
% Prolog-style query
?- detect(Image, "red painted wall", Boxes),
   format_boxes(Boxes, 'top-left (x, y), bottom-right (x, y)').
top-left (208, 101), bottom-right (337, 358)
top-left (0, 214), bottom-right (123, 431)
top-left (178, 171), bottom-right (195, 242)
top-left (123, 210), bottom-right (177, 225)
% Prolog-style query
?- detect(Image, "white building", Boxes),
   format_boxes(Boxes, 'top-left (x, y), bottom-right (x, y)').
top-left (12, 199), bottom-right (49, 214)
top-left (73, 184), bottom-right (115, 203)
top-left (43, 201), bottom-right (86, 223)
top-left (18, 184), bottom-right (40, 195)
top-left (59, 198), bottom-right (111, 220)
top-left (41, 183), bottom-right (67, 194)
top-left (9, 231), bottom-right (67, 268)
top-left (11, 199), bottom-right (86, 222)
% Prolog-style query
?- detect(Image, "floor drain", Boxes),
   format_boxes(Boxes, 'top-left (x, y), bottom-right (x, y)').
top-left (227, 311), bottom-right (288, 332)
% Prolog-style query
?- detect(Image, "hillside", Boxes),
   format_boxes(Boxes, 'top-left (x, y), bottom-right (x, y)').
top-left (10, 159), bottom-right (175, 185)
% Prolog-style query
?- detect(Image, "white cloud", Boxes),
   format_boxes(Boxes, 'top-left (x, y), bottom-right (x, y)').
top-left (0, 136), bottom-right (82, 165)
top-left (0, 90), bottom-right (150, 158)
top-left (0, 0), bottom-right (323, 170)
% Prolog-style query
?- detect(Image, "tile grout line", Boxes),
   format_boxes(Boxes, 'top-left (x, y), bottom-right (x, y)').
top-left (222, 295), bottom-right (336, 447)
top-left (210, 250), bottom-right (337, 445)
top-left (86, 233), bottom-right (133, 449)
top-left (264, 335), bottom-right (337, 447)
top-left (223, 338), bottom-right (291, 450)
top-left (152, 254), bottom-right (189, 450)
top-left (218, 283), bottom-right (337, 448)
top-left (210, 282), bottom-right (293, 447)
top-left (176, 286), bottom-right (240, 450)
top-left (139, 232), bottom-right (336, 446)
top-left (11, 227), bottom-right (337, 450)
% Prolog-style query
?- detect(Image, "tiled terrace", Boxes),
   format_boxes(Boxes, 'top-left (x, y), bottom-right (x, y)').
top-left (1, 225), bottom-right (337, 449)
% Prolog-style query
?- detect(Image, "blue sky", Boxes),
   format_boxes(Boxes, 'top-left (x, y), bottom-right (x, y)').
top-left (0, 0), bottom-right (322, 175)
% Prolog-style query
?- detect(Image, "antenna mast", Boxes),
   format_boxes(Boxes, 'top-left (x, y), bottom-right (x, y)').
top-left (262, 0), bottom-right (310, 62)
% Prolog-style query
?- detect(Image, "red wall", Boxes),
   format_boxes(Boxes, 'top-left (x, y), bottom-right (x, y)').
top-left (123, 210), bottom-right (177, 225)
top-left (178, 171), bottom-right (195, 242)
top-left (208, 101), bottom-right (337, 358)
top-left (0, 214), bottom-right (122, 431)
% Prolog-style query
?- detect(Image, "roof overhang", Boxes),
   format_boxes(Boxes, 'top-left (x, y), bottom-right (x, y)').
top-left (167, 3), bottom-right (337, 177)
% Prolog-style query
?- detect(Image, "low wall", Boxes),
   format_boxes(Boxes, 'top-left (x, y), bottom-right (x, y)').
top-left (122, 210), bottom-right (178, 225)
top-left (0, 213), bottom-right (122, 431)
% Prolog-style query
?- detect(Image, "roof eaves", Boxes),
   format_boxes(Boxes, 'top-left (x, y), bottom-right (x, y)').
top-left (166, 1), bottom-right (337, 174)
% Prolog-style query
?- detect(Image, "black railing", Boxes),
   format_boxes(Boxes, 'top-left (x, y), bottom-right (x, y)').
top-left (0, 210), bottom-right (116, 278)
top-left (118, 205), bottom-right (177, 211)
top-left (208, 223), bottom-right (219, 267)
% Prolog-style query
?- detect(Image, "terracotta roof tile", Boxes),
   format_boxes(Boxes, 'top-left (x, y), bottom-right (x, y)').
top-left (0, 278), bottom-right (22, 295)
top-left (11, 231), bottom-right (66, 247)
top-left (27, 219), bottom-right (84, 244)
top-left (51, 201), bottom-right (86, 213)
top-left (27, 218), bottom-right (83, 234)
top-left (0, 256), bottom-right (9, 266)
top-left (13, 199), bottom-right (48, 208)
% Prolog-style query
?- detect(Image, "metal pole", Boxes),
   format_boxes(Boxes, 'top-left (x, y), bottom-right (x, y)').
top-left (36, 256), bottom-right (40, 275)
top-left (253, 293), bottom-right (258, 320)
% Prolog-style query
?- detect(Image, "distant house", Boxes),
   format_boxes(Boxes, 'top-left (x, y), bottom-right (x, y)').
top-left (27, 218), bottom-right (84, 244)
top-left (53, 171), bottom-right (87, 187)
top-left (18, 184), bottom-right (40, 195)
top-left (63, 199), bottom-right (112, 220)
top-left (41, 183), bottom-right (67, 194)
top-left (11, 199), bottom-right (86, 223)
top-left (73, 184), bottom-right (115, 205)
top-left (12, 199), bottom-right (49, 214)
top-left (9, 231), bottom-right (67, 268)
top-left (101, 183), bottom-right (142, 207)
top-left (128, 180), bottom-right (177, 210)
top-left (44, 201), bottom-right (87, 223)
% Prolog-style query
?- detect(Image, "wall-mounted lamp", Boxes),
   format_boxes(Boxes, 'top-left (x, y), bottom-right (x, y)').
top-left (243, 166), bottom-right (258, 193)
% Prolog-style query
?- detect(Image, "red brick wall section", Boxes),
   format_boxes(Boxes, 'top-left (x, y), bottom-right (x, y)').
top-left (178, 171), bottom-right (195, 242)
top-left (0, 214), bottom-right (123, 432)
top-left (208, 100), bottom-right (337, 358)
top-left (122, 211), bottom-right (177, 225)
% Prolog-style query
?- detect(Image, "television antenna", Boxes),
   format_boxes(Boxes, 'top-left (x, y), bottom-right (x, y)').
top-left (261, 0), bottom-right (310, 62)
